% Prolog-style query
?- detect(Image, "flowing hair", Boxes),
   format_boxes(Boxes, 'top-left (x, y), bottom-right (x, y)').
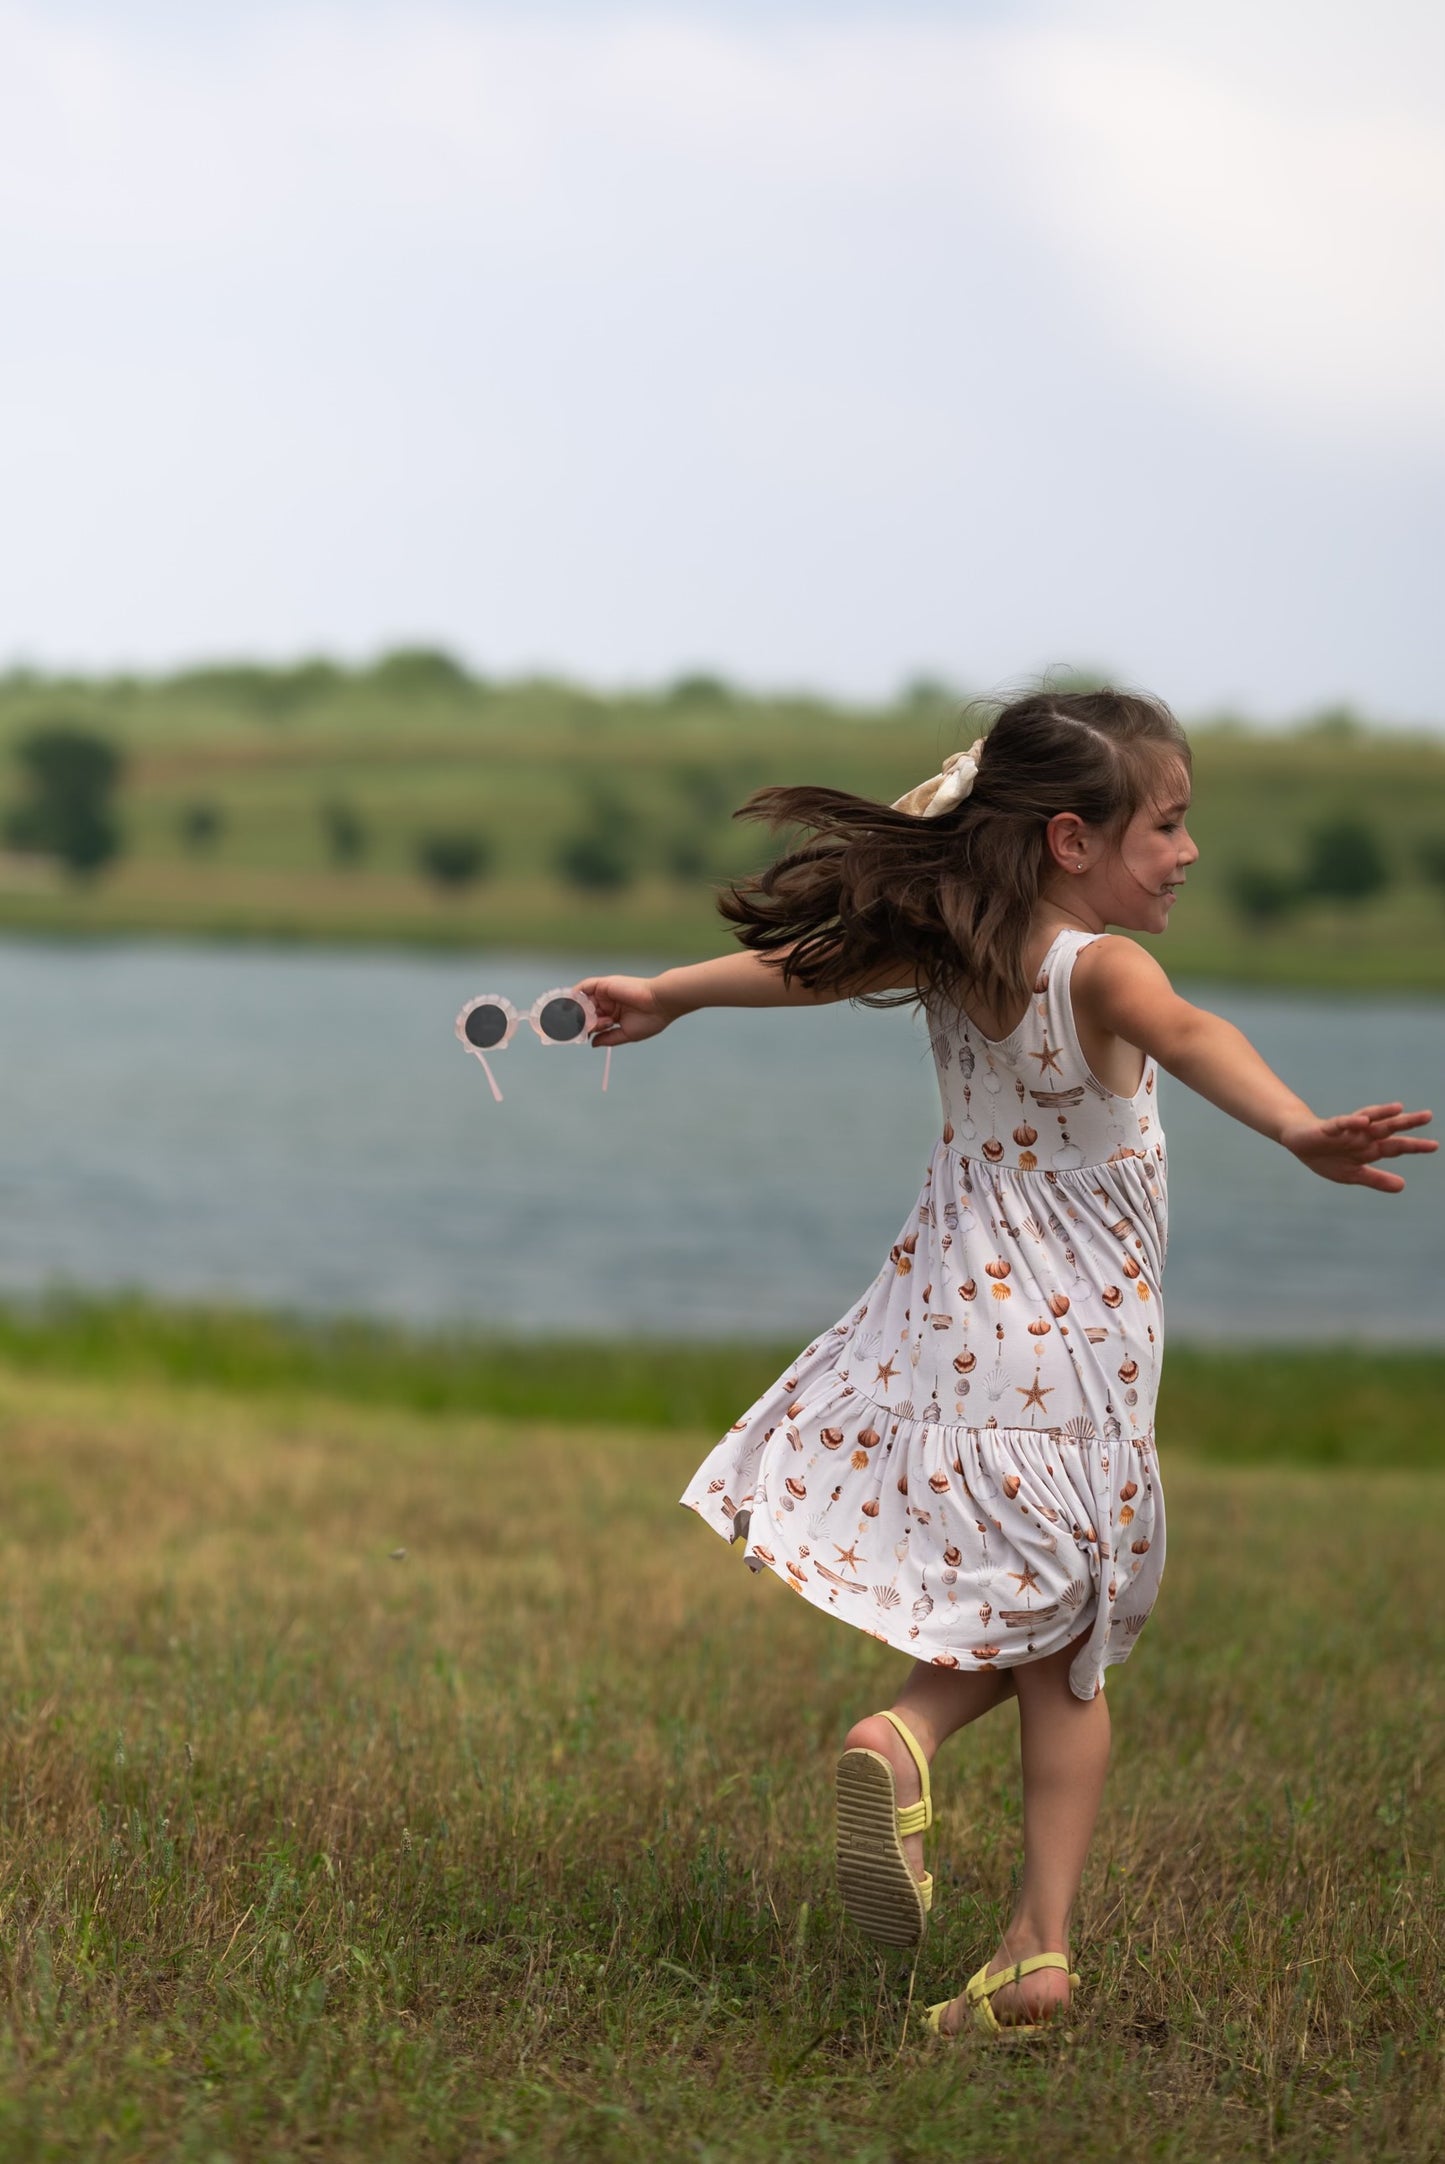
top-left (718, 687), bottom-right (1191, 1018)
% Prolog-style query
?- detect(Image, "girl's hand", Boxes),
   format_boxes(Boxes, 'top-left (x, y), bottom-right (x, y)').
top-left (1279, 1103), bottom-right (1437, 1193)
top-left (576, 974), bottom-right (674, 1048)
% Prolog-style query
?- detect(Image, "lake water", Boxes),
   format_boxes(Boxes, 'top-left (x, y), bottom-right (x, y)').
top-left (0, 939), bottom-right (1440, 1343)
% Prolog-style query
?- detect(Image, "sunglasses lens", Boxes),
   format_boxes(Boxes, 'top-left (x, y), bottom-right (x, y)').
top-left (538, 995), bottom-right (588, 1042)
top-left (464, 1003), bottom-right (508, 1049)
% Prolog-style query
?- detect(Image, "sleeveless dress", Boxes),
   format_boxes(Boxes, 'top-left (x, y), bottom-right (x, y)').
top-left (680, 927), bottom-right (1168, 1701)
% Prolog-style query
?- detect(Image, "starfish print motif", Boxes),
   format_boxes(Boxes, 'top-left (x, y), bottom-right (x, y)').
top-left (834, 1542), bottom-right (864, 1575)
top-left (1030, 1038), bottom-right (1063, 1075)
top-left (875, 1357), bottom-right (899, 1389)
top-left (1017, 1377), bottom-right (1054, 1414)
top-left (1009, 1564), bottom-right (1042, 1594)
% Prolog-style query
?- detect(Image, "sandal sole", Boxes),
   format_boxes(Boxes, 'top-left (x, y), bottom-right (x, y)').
top-left (834, 1747), bottom-right (928, 1949)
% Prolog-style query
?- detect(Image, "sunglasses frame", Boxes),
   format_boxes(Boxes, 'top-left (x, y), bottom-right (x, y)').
top-left (455, 984), bottom-right (608, 1102)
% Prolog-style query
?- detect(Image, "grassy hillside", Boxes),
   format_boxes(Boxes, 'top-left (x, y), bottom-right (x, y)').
top-left (0, 1358), bottom-right (1437, 2159)
top-left (0, 1295), bottom-right (1439, 1469)
top-left (2, 661), bottom-right (1444, 986)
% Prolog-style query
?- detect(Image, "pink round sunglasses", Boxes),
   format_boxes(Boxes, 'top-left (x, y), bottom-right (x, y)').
top-left (455, 984), bottom-right (611, 1102)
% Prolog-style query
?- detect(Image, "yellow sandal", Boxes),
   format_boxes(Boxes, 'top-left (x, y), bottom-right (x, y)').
top-left (834, 1709), bottom-right (934, 1949)
top-left (924, 1952), bottom-right (1081, 2039)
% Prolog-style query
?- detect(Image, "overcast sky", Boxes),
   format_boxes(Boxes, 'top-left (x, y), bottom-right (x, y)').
top-left (1, 0), bottom-right (1441, 719)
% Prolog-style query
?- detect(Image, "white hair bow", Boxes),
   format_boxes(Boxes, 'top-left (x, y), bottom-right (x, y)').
top-left (891, 736), bottom-right (986, 819)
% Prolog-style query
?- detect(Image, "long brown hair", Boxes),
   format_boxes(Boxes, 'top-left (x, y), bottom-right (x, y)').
top-left (718, 687), bottom-right (1190, 1017)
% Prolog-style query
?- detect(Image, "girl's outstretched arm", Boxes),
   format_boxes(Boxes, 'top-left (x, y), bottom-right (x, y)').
top-left (579, 951), bottom-right (913, 1049)
top-left (1073, 938), bottom-right (1437, 1194)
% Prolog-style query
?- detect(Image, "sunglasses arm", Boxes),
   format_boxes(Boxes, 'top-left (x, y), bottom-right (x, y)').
top-left (467, 1048), bottom-right (505, 1103)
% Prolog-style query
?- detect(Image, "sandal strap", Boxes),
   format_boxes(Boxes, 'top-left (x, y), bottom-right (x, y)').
top-left (875, 1709), bottom-right (933, 1832)
top-left (965, 1954), bottom-right (1080, 2037)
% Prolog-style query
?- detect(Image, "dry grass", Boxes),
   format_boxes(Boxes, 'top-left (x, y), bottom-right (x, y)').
top-left (0, 1362), bottom-right (1439, 2161)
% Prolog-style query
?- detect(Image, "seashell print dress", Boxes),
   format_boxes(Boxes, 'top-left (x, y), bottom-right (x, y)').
top-left (681, 927), bottom-right (1167, 1701)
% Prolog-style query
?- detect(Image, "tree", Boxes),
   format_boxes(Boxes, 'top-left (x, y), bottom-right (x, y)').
top-left (1224, 862), bottom-right (1298, 930)
top-left (5, 722), bottom-right (123, 878)
top-left (320, 796), bottom-right (368, 867)
top-left (1299, 818), bottom-right (1390, 905)
top-left (179, 801), bottom-right (224, 853)
top-left (1415, 836), bottom-right (1445, 893)
top-left (554, 786), bottom-right (638, 894)
top-left (665, 672), bottom-right (734, 707)
top-left (554, 827), bottom-right (635, 893)
top-left (370, 648), bottom-right (474, 698)
top-left (416, 830), bottom-right (493, 889)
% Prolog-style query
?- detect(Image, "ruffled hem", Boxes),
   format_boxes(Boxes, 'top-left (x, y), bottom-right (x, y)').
top-left (683, 1494), bottom-right (1148, 1699)
top-left (679, 1347), bottom-right (1164, 1703)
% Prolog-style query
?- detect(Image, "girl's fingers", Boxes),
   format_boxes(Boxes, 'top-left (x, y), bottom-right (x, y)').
top-left (1351, 1165), bottom-right (1407, 1193)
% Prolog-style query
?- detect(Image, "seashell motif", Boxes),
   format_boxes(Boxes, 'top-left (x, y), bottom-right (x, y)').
top-left (1118, 1360), bottom-right (1139, 1384)
top-left (1018, 1151), bottom-right (1038, 1171)
top-left (1013, 1122), bottom-right (1038, 1147)
top-left (953, 1350), bottom-right (977, 1375)
top-left (1124, 1388), bottom-right (1139, 1408)
top-left (857, 1427), bottom-right (882, 1450)
top-left (1060, 1578), bottom-right (1086, 1609)
top-left (978, 1600), bottom-right (993, 1626)
top-left (1137, 1282), bottom-right (1151, 1301)
top-left (1002, 1473), bottom-right (1021, 1500)
top-left (1049, 1291), bottom-right (1071, 1317)
top-left (787, 1398), bottom-right (807, 1418)
top-left (928, 1470), bottom-right (950, 1494)
top-left (942, 1120), bottom-right (954, 1144)
top-left (943, 1544), bottom-right (962, 1567)
top-left (903, 1231), bottom-right (918, 1254)
top-left (786, 1561), bottom-right (807, 1585)
top-left (785, 1475), bottom-right (806, 1500)
top-left (754, 1545), bottom-right (775, 1564)
top-left (932, 1653), bottom-right (961, 1669)
top-left (970, 1645), bottom-right (1000, 1661)
top-left (982, 1137), bottom-right (1005, 1162)
top-left (873, 1582), bottom-right (900, 1608)
top-left (820, 1427), bottom-right (845, 1450)
top-left (1119, 1480), bottom-right (1138, 1501)
top-left (1118, 1504), bottom-right (1135, 1526)
top-left (1122, 1256), bottom-right (1142, 1280)
top-left (959, 1279), bottom-right (977, 1302)
top-left (862, 1497), bottom-right (880, 1518)
top-left (1103, 1415), bottom-right (1123, 1442)
top-left (984, 1258), bottom-right (1012, 1280)
top-left (787, 1426), bottom-right (803, 1451)
top-left (897, 1473), bottom-right (909, 1495)
top-left (1028, 1318), bottom-right (1052, 1338)
top-left (851, 1449), bottom-right (869, 1470)
top-left (1062, 1417), bottom-right (1097, 1445)
top-left (1131, 1537), bottom-right (1151, 1554)
top-left (913, 1590), bottom-right (934, 1619)
top-left (1101, 1285), bottom-right (1123, 1309)
top-left (708, 1477), bottom-right (725, 1492)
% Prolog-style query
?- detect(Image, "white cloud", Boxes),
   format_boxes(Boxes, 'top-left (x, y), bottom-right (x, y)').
top-left (0, 1), bottom-right (1439, 711)
top-left (1, 4), bottom-right (1438, 440)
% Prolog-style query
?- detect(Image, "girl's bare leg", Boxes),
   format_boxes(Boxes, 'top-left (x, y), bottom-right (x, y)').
top-left (842, 1662), bottom-right (1017, 1885)
top-left (934, 1631), bottom-right (1111, 2032)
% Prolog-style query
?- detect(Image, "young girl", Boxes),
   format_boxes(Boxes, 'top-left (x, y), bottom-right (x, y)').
top-left (578, 688), bottom-right (1435, 2039)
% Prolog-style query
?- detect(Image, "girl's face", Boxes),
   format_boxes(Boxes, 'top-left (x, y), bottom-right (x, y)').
top-left (1073, 771), bottom-right (1199, 934)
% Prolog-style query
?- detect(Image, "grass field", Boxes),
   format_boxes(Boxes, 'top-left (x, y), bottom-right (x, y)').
top-left (3, 667), bottom-right (1445, 986)
top-left (0, 1342), bottom-right (1439, 2160)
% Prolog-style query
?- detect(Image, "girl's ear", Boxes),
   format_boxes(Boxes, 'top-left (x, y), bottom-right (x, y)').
top-left (1045, 812), bottom-right (1090, 874)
